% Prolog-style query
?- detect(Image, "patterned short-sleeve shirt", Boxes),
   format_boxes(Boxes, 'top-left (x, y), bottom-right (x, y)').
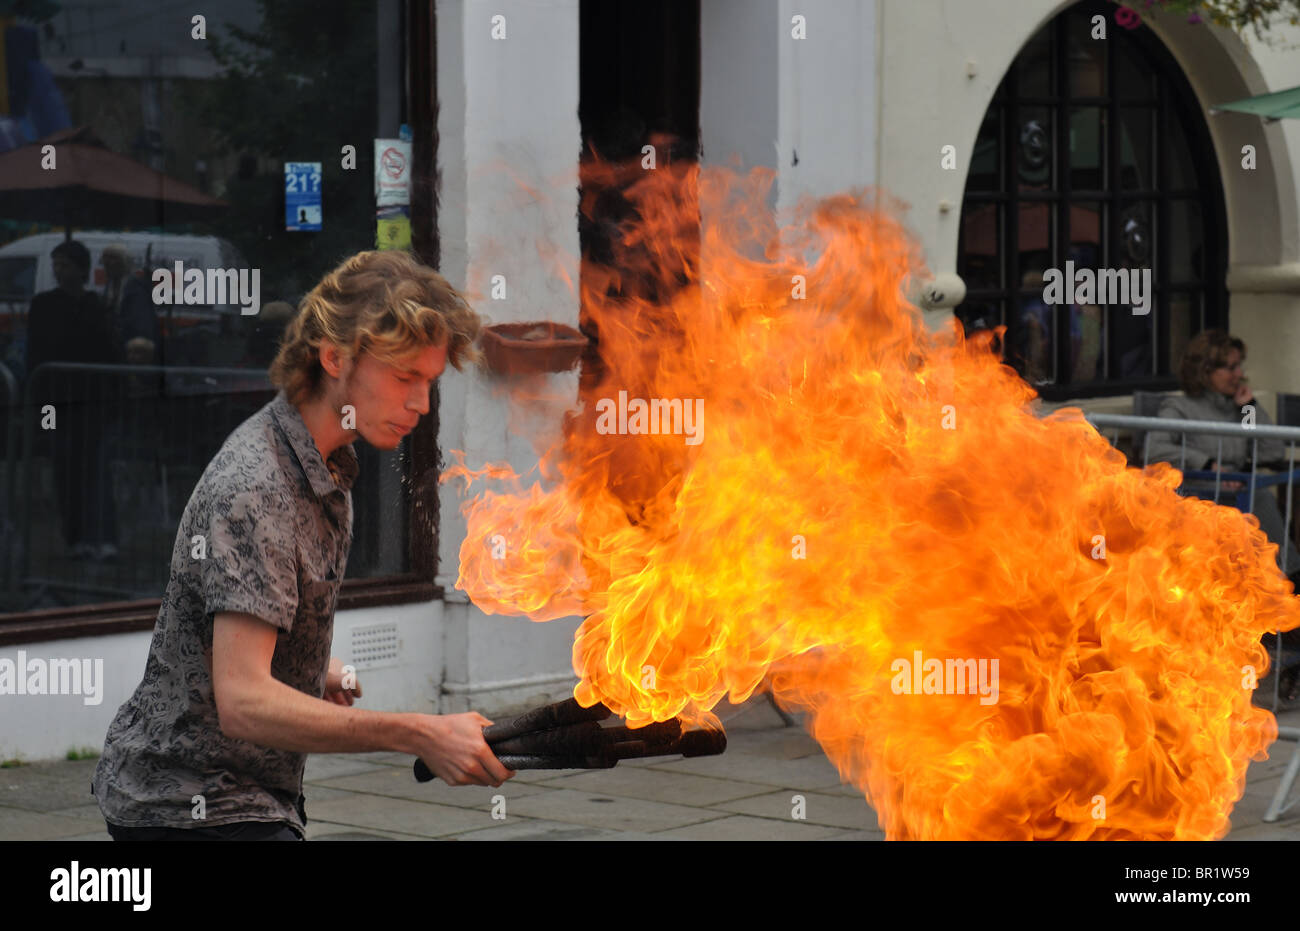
top-left (92, 391), bottom-right (358, 835)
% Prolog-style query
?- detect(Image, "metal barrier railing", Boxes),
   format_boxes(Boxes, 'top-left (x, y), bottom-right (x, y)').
top-left (1087, 413), bottom-right (1300, 535)
top-left (1264, 725), bottom-right (1300, 822)
top-left (1089, 412), bottom-right (1300, 713)
top-left (8, 362), bottom-right (273, 612)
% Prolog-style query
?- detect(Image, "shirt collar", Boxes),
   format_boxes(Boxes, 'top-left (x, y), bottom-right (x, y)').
top-left (270, 391), bottom-right (359, 498)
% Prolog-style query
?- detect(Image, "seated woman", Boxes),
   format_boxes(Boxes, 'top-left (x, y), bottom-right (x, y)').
top-left (1147, 329), bottom-right (1300, 699)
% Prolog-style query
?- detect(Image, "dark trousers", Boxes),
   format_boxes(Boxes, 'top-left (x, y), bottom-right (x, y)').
top-left (50, 403), bottom-right (118, 547)
top-left (106, 820), bottom-right (303, 841)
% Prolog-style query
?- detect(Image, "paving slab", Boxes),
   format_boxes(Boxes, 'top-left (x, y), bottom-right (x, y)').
top-left (823, 829), bottom-right (888, 840)
top-left (1246, 742), bottom-right (1299, 781)
top-left (726, 728), bottom-right (824, 760)
top-left (645, 750), bottom-right (847, 790)
top-left (0, 807), bottom-right (108, 840)
top-left (304, 753), bottom-right (399, 782)
top-left (450, 817), bottom-right (660, 841)
top-left (306, 824), bottom-right (426, 841)
top-left (365, 753), bottom-right (417, 767)
top-left (712, 789), bottom-right (882, 831)
top-left (0, 759), bottom-right (99, 812)
top-left (506, 787), bottom-right (729, 833)
top-left (817, 781), bottom-right (874, 798)
top-left (1224, 774), bottom-right (1300, 831)
top-left (1223, 820), bottom-right (1300, 840)
top-left (716, 700), bottom-right (805, 731)
top-left (653, 814), bottom-right (844, 840)
top-left (532, 767), bottom-right (771, 806)
top-left (302, 785), bottom-right (372, 807)
top-left (312, 766), bottom-right (550, 808)
top-left (304, 794), bottom-right (501, 838)
top-left (45, 803), bottom-right (111, 824)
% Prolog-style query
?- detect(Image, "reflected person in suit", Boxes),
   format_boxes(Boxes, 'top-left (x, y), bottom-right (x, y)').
top-left (25, 239), bottom-right (120, 561)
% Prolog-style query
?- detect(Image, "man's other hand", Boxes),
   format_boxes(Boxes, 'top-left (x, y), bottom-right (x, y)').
top-left (324, 656), bottom-right (361, 705)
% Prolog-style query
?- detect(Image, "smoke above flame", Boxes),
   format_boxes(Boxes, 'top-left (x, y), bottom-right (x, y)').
top-left (446, 159), bottom-right (1295, 839)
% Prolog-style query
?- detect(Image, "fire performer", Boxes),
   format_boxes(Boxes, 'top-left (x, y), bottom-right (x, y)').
top-left (92, 251), bottom-right (514, 841)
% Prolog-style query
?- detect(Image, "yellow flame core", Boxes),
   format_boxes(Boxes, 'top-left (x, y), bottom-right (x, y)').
top-left (444, 163), bottom-right (1293, 839)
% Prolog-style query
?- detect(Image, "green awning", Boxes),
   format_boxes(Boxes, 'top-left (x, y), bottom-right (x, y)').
top-left (1210, 85), bottom-right (1300, 121)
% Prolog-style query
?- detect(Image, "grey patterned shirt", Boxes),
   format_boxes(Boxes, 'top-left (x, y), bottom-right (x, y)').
top-left (92, 391), bottom-right (357, 836)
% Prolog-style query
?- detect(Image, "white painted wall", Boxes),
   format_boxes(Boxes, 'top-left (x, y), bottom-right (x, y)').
top-left (701, 0), bottom-right (780, 184)
top-left (1203, 19), bottom-right (1300, 395)
top-left (775, 0), bottom-right (878, 210)
top-left (435, 0), bottom-right (585, 714)
top-left (1244, 27), bottom-right (1300, 262)
top-left (877, 0), bottom-right (1073, 332)
top-left (0, 600), bottom-right (442, 762)
top-left (700, 0), bottom-right (878, 215)
top-left (699, 0), bottom-right (880, 317)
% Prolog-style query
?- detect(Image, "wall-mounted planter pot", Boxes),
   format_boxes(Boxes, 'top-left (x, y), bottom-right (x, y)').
top-left (480, 322), bottom-right (589, 375)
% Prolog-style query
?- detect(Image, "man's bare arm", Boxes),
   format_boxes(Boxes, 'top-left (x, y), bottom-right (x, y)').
top-left (212, 611), bottom-right (512, 786)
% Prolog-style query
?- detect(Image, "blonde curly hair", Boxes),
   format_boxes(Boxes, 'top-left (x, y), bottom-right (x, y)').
top-left (269, 250), bottom-right (483, 406)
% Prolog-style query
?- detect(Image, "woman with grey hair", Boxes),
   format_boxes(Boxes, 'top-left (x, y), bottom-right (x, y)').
top-left (1148, 329), bottom-right (1300, 698)
top-left (1148, 329), bottom-right (1300, 569)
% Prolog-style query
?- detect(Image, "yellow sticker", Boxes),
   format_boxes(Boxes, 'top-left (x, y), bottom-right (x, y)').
top-left (376, 216), bottom-right (411, 250)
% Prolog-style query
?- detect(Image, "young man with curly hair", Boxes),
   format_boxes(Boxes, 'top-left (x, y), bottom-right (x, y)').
top-left (93, 251), bottom-right (514, 841)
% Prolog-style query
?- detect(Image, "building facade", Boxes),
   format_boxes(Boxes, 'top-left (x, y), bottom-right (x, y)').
top-left (3, 0), bottom-right (1299, 759)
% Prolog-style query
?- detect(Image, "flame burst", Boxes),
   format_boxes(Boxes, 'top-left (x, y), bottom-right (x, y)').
top-left (447, 161), bottom-right (1296, 839)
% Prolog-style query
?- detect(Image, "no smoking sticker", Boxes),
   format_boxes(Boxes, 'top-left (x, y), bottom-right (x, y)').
top-left (374, 139), bottom-right (411, 206)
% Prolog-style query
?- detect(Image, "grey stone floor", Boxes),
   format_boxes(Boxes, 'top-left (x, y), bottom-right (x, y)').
top-left (3, 698), bottom-right (1299, 841)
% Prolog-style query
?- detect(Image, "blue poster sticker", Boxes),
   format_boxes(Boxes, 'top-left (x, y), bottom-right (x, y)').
top-left (285, 162), bottom-right (322, 231)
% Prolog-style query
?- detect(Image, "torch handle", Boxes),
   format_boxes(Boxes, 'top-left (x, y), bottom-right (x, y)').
top-left (413, 753), bottom-right (616, 782)
top-left (481, 697), bottom-right (611, 743)
top-left (487, 720), bottom-right (605, 756)
top-left (409, 706), bottom-right (725, 782)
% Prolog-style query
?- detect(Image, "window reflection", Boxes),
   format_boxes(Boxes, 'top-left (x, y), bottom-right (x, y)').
top-left (1069, 107), bottom-right (1105, 191)
top-left (0, 3), bottom-right (411, 614)
top-left (1067, 15), bottom-right (1106, 97)
top-left (1119, 108), bottom-right (1153, 191)
top-left (960, 203), bottom-right (1002, 291)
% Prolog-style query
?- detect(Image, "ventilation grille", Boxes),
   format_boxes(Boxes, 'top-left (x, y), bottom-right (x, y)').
top-left (350, 623), bottom-right (400, 670)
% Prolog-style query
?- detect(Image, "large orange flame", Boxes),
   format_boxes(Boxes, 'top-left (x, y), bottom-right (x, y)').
top-left (446, 159), bottom-right (1295, 839)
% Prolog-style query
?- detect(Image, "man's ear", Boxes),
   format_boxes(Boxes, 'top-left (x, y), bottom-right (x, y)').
top-left (319, 340), bottom-right (346, 379)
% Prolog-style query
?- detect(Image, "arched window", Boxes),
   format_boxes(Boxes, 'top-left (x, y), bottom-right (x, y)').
top-left (956, 0), bottom-right (1227, 400)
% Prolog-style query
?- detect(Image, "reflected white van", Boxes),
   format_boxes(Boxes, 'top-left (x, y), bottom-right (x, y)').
top-left (0, 231), bottom-right (251, 335)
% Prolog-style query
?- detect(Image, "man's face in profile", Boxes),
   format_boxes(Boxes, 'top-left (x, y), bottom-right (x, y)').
top-left (338, 340), bottom-right (449, 451)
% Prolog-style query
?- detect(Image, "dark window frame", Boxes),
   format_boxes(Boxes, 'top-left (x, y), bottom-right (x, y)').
top-left (956, 0), bottom-right (1227, 401)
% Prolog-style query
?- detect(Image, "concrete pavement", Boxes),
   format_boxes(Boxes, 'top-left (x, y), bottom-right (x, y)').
top-left (2, 697), bottom-right (1298, 841)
